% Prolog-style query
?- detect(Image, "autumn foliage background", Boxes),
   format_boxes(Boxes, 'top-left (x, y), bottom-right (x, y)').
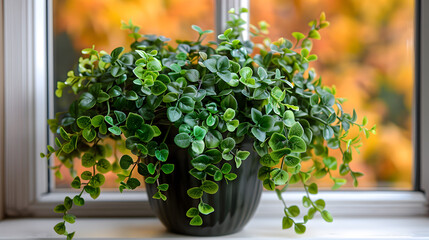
top-left (53, 0), bottom-right (414, 190)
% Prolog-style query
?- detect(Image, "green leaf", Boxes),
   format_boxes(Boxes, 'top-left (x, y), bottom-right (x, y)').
top-left (192, 25), bottom-right (203, 34)
top-left (186, 207), bottom-right (199, 218)
top-left (271, 168), bottom-right (289, 185)
top-left (282, 216), bottom-right (294, 229)
top-left (147, 58), bottom-right (162, 71)
top-left (251, 127), bottom-right (266, 142)
top-left (236, 150), bottom-right (250, 160)
top-left (200, 180), bottom-right (218, 194)
top-left (62, 142), bottom-right (74, 154)
top-left (167, 107), bottom-right (182, 122)
top-left (120, 155), bottom-right (133, 169)
top-left (163, 92), bottom-right (179, 103)
top-left (67, 232), bottom-right (75, 240)
top-left (104, 116), bottom-right (114, 126)
top-left (190, 215), bottom-right (203, 226)
top-left (155, 149), bottom-right (169, 162)
top-left (97, 91), bottom-right (110, 103)
top-left (204, 130), bottom-right (222, 148)
top-left (151, 80), bottom-right (167, 95)
top-left (64, 196), bottom-right (73, 210)
top-left (198, 202), bottom-right (214, 215)
top-left (191, 155), bottom-right (211, 171)
top-left (147, 163), bottom-right (156, 175)
top-left (96, 159), bottom-right (112, 173)
top-left (81, 171), bottom-right (92, 180)
top-left (184, 69), bottom-right (200, 82)
top-left (251, 108), bottom-right (262, 123)
top-left (157, 183), bottom-right (169, 191)
top-left (284, 155), bottom-right (301, 167)
top-left (270, 148), bottom-right (292, 161)
top-left (79, 92), bottom-right (96, 110)
top-left (239, 67), bottom-right (253, 79)
top-left (321, 210), bottom-right (333, 222)
top-left (76, 116), bottom-right (91, 129)
top-left (288, 205), bottom-right (300, 217)
top-left (125, 90), bottom-right (138, 101)
top-left (91, 173), bottom-right (105, 188)
top-left (108, 86), bottom-right (122, 97)
top-left (323, 156), bottom-right (337, 170)
top-left (111, 46), bottom-right (124, 60)
top-left (268, 133), bottom-right (287, 151)
top-left (217, 56), bottom-right (230, 72)
top-left (263, 179), bottom-right (275, 191)
top-left (53, 222), bottom-right (66, 235)
top-left (294, 223), bottom-right (306, 234)
top-left (323, 125), bottom-right (334, 140)
top-left (288, 122), bottom-right (304, 138)
top-left (204, 59), bottom-right (217, 73)
top-left (73, 196), bottom-right (85, 206)
top-left (292, 32), bottom-right (305, 41)
top-left (315, 199), bottom-right (326, 210)
top-left (126, 113), bottom-right (144, 132)
top-left (178, 96), bottom-right (195, 113)
top-left (226, 120), bottom-right (239, 132)
top-left (308, 183), bottom-right (318, 194)
top-left (220, 137), bottom-right (236, 151)
top-left (193, 126), bottom-right (207, 140)
top-left (63, 214), bottom-right (76, 224)
top-left (59, 127), bottom-right (70, 141)
top-left (53, 204), bottom-right (67, 213)
top-left (206, 114), bottom-right (216, 126)
top-left (271, 87), bottom-right (285, 101)
top-left (224, 173), bottom-right (237, 181)
top-left (136, 124), bottom-right (155, 142)
top-left (308, 29), bottom-right (321, 39)
top-left (108, 126), bottom-right (121, 135)
top-left (82, 127), bottom-right (96, 142)
top-left (258, 115), bottom-right (275, 132)
top-left (91, 115), bottom-right (104, 127)
top-left (187, 187), bottom-right (203, 199)
top-left (258, 166), bottom-right (271, 180)
top-left (288, 136), bottom-right (307, 153)
top-left (82, 153), bottom-right (95, 168)
top-left (260, 154), bottom-right (279, 167)
top-left (214, 170), bottom-right (223, 181)
top-left (174, 133), bottom-right (192, 148)
top-left (221, 163), bottom-right (232, 174)
top-left (220, 94), bottom-right (237, 111)
top-left (332, 178), bottom-right (347, 190)
top-left (223, 108), bottom-right (235, 121)
top-left (161, 164), bottom-right (175, 174)
top-left (127, 178), bottom-right (141, 189)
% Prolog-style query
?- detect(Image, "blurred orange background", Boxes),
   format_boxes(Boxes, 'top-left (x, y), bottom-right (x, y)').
top-left (53, 0), bottom-right (414, 190)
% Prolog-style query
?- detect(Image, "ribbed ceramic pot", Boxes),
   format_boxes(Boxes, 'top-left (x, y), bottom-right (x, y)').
top-left (146, 133), bottom-right (262, 236)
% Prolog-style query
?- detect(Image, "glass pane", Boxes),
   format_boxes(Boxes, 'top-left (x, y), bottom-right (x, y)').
top-left (52, 0), bottom-right (215, 190)
top-left (251, 0), bottom-right (414, 189)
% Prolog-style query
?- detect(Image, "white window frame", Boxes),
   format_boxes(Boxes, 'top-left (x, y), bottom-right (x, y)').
top-left (1, 0), bottom-right (428, 218)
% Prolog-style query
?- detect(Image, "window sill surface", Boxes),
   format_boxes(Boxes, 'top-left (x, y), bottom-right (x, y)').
top-left (0, 216), bottom-right (429, 239)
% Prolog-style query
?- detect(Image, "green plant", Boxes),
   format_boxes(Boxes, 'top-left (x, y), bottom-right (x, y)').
top-left (41, 9), bottom-right (375, 239)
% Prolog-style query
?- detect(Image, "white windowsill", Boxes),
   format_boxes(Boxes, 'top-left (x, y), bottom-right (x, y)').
top-left (0, 216), bottom-right (429, 239)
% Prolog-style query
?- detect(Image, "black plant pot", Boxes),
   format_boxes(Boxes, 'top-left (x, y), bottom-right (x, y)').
top-left (146, 133), bottom-right (262, 236)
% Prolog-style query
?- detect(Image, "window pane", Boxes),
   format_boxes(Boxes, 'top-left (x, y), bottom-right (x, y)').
top-left (251, 0), bottom-right (414, 189)
top-left (52, 0), bottom-right (215, 190)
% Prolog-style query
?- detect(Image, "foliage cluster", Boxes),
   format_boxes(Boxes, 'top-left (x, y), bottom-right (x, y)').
top-left (42, 9), bottom-right (375, 239)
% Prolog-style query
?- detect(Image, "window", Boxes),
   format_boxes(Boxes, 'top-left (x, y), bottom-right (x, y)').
top-left (52, 0), bottom-right (215, 190)
top-left (2, 0), bottom-right (428, 219)
top-left (250, 0), bottom-right (415, 189)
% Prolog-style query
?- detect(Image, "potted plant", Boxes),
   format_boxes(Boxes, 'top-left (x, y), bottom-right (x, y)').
top-left (41, 8), bottom-right (375, 239)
